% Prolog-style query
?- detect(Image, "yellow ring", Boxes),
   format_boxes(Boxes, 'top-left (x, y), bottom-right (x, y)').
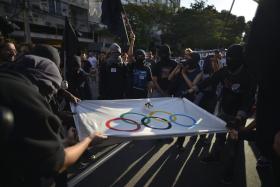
top-left (148, 111), bottom-right (177, 122)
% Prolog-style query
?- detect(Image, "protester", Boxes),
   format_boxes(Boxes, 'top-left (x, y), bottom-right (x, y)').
top-left (66, 55), bottom-right (91, 100)
top-left (151, 44), bottom-right (177, 97)
top-left (246, 0), bottom-right (280, 186)
top-left (30, 44), bottom-right (81, 130)
top-left (184, 48), bottom-right (193, 61)
top-left (167, 52), bottom-right (202, 150)
top-left (126, 33), bottom-right (153, 99)
top-left (145, 50), bottom-right (156, 67)
top-left (0, 40), bottom-right (16, 63)
top-left (121, 52), bottom-right (129, 65)
top-left (190, 44), bottom-right (256, 184)
top-left (87, 51), bottom-right (97, 70)
top-left (213, 50), bottom-right (221, 71)
top-left (99, 43), bottom-right (126, 99)
top-left (0, 55), bottom-right (106, 186)
top-left (193, 54), bottom-right (219, 144)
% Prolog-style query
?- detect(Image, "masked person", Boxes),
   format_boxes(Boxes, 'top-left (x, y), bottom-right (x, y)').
top-left (246, 0), bottom-right (280, 186)
top-left (0, 55), bottom-right (106, 186)
top-left (99, 43), bottom-right (126, 99)
top-left (66, 55), bottom-right (91, 100)
top-left (126, 49), bottom-right (153, 99)
top-left (151, 44), bottom-right (177, 97)
top-left (190, 44), bottom-right (257, 184)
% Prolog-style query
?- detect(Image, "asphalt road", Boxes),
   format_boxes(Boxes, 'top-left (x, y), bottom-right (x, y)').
top-left (73, 135), bottom-right (262, 187)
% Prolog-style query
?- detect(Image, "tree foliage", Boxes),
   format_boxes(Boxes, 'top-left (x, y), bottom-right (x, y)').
top-left (124, 0), bottom-right (248, 54)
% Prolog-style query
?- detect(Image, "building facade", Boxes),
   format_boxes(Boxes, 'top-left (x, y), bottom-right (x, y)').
top-left (0, 0), bottom-right (97, 47)
top-left (121, 0), bottom-right (180, 7)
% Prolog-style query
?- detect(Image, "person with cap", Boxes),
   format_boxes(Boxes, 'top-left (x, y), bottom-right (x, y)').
top-left (151, 44), bottom-right (177, 97)
top-left (189, 44), bottom-right (257, 184)
top-left (125, 32), bottom-right (153, 99)
top-left (99, 42), bottom-right (126, 99)
top-left (0, 54), bottom-right (106, 186)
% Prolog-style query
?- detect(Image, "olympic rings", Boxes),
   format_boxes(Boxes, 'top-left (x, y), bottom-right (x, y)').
top-left (105, 111), bottom-right (198, 132)
top-left (120, 112), bottom-right (150, 124)
top-left (105, 117), bottom-right (141, 132)
top-left (141, 116), bottom-right (172, 130)
top-left (169, 114), bottom-right (196, 127)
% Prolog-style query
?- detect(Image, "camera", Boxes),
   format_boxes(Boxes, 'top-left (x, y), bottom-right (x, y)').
top-left (179, 59), bottom-right (189, 66)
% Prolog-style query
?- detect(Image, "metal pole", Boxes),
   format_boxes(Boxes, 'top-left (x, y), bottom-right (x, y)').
top-left (218, 0), bottom-right (235, 48)
top-left (23, 0), bottom-right (31, 43)
top-left (67, 142), bottom-right (130, 187)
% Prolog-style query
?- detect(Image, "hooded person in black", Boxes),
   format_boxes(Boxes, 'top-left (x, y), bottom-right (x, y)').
top-left (192, 44), bottom-right (257, 184)
top-left (126, 49), bottom-right (153, 99)
top-left (246, 0), bottom-right (280, 186)
top-left (30, 44), bottom-right (61, 67)
top-left (30, 44), bottom-right (81, 105)
top-left (0, 55), bottom-right (62, 102)
top-left (151, 44), bottom-right (177, 97)
top-left (66, 55), bottom-right (92, 100)
top-left (0, 54), bottom-right (106, 187)
top-left (100, 43), bottom-right (126, 99)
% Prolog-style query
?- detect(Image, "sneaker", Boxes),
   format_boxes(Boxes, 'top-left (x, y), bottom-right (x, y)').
top-left (200, 154), bottom-right (220, 163)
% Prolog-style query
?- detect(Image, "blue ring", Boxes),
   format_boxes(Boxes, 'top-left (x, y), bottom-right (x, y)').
top-left (169, 114), bottom-right (196, 128)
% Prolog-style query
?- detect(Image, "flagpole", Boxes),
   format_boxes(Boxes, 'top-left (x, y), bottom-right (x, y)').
top-left (119, 1), bottom-right (133, 33)
top-left (218, 0), bottom-right (236, 48)
top-left (119, 0), bottom-right (133, 45)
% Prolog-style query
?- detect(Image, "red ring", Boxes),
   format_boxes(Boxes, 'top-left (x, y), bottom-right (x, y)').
top-left (105, 117), bottom-right (141, 132)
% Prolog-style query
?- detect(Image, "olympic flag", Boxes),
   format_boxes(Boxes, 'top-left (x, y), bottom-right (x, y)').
top-left (71, 97), bottom-right (227, 142)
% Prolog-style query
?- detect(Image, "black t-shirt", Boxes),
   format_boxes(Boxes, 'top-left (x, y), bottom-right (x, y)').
top-left (67, 69), bottom-right (91, 99)
top-left (152, 59), bottom-right (177, 93)
top-left (100, 61), bottom-right (126, 99)
top-left (126, 62), bottom-right (152, 99)
top-left (0, 72), bottom-right (65, 187)
top-left (198, 66), bottom-right (256, 116)
top-left (173, 68), bottom-right (201, 99)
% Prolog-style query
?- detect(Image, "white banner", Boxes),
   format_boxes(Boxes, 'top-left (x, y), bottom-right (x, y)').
top-left (71, 97), bottom-right (227, 141)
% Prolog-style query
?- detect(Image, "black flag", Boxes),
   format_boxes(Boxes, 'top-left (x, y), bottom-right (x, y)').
top-left (101, 0), bottom-right (129, 46)
top-left (62, 17), bottom-right (80, 80)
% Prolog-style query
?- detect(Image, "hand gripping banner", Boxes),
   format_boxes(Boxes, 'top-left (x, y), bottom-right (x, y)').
top-left (71, 97), bottom-right (227, 141)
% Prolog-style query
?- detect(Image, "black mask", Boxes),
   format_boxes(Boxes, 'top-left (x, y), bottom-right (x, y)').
top-left (226, 44), bottom-right (244, 72)
top-left (135, 49), bottom-right (146, 64)
top-left (158, 45), bottom-right (171, 61)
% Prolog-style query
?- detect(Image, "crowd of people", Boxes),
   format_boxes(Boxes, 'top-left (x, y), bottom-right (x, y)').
top-left (0, 0), bottom-right (280, 186)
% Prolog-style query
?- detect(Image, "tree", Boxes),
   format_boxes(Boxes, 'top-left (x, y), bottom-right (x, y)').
top-left (123, 0), bottom-right (247, 53)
